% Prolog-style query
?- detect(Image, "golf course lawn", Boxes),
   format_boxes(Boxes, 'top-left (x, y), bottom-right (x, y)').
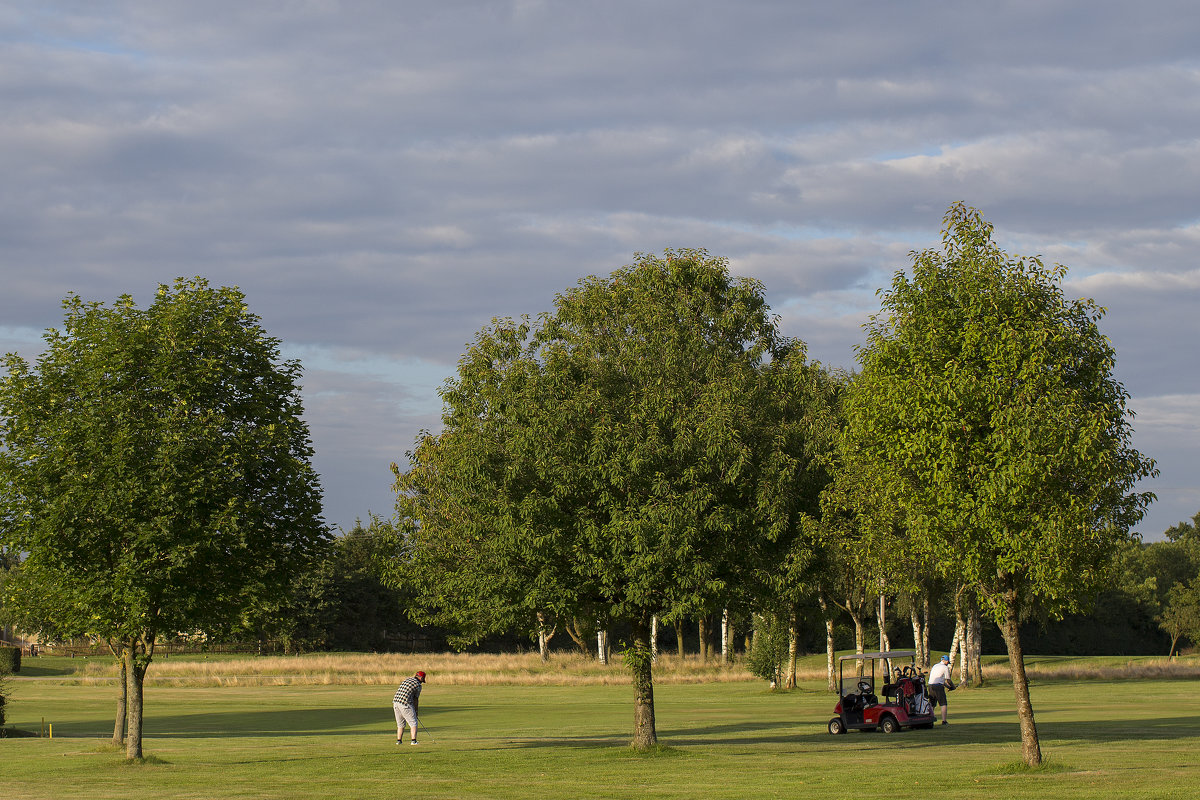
top-left (5, 675), bottom-right (1199, 799)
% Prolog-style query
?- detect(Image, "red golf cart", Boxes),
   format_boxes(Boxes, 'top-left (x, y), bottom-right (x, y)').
top-left (827, 650), bottom-right (936, 734)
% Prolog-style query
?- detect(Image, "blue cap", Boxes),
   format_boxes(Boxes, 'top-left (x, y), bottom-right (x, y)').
top-left (940, 654), bottom-right (950, 662)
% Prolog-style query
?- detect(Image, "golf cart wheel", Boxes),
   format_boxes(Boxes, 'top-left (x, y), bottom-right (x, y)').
top-left (879, 715), bottom-right (899, 734)
top-left (828, 718), bottom-right (845, 735)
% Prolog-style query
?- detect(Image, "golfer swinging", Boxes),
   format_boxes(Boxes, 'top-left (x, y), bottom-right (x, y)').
top-left (393, 670), bottom-right (426, 745)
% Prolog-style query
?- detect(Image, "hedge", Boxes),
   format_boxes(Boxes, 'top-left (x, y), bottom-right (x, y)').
top-left (0, 647), bottom-right (20, 674)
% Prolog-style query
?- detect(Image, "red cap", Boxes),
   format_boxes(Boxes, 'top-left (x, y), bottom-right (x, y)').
top-left (415, 671), bottom-right (426, 682)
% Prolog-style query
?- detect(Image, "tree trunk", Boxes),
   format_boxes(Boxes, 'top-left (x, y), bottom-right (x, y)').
top-left (785, 612), bottom-right (799, 690)
top-left (951, 586), bottom-right (967, 684)
top-left (597, 629), bottom-right (609, 665)
top-left (848, 610), bottom-right (865, 675)
top-left (108, 640), bottom-right (127, 746)
top-left (877, 592), bottom-right (891, 675)
top-left (909, 591), bottom-right (930, 669)
top-left (565, 617), bottom-right (591, 657)
top-left (921, 594), bottom-right (931, 670)
top-left (819, 593), bottom-right (836, 692)
top-left (113, 659), bottom-right (128, 745)
top-left (650, 615), bottom-right (658, 663)
top-left (675, 621), bottom-right (685, 659)
top-left (698, 616), bottom-right (709, 661)
top-left (999, 587), bottom-right (1042, 767)
top-left (721, 609), bottom-right (732, 664)
top-left (629, 615), bottom-right (657, 750)
top-left (910, 604), bottom-right (922, 667)
top-left (967, 597), bottom-right (983, 686)
top-left (123, 642), bottom-right (149, 760)
top-left (536, 611), bottom-right (555, 662)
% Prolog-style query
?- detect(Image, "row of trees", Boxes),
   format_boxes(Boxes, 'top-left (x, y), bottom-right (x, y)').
top-left (383, 204), bottom-right (1155, 765)
top-left (0, 206), bottom-right (1169, 767)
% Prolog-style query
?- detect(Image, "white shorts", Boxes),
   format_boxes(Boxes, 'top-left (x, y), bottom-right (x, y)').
top-left (393, 702), bottom-right (418, 733)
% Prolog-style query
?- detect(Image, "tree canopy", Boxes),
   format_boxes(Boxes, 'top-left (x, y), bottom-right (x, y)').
top-left (0, 278), bottom-right (329, 759)
top-left (845, 203), bottom-right (1156, 765)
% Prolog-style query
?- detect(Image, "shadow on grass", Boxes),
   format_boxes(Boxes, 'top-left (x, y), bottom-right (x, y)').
top-left (13, 662), bottom-right (84, 678)
top-left (49, 706), bottom-right (479, 739)
top-left (509, 714), bottom-right (1200, 750)
top-left (47, 707), bottom-right (1200, 750)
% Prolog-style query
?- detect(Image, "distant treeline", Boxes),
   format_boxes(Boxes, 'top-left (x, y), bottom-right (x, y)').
top-left (228, 513), bottom-right (1199, 660)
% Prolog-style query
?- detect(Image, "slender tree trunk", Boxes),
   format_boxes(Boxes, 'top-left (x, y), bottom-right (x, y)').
top-left (722, 609), bottom-right (733, 664)
top-left (848, 610), bottom-right (865, 675)
top-left (819, 594), bottom-right (837, 692)
top-left (967, 597), bottom-right (983, 686)
top-left (597, 629), bottom-right (608, 665)
top-left (951, 585), bottom-right (967, 683)
top-left (650, 615), bottom-right (658, 664)
top-left (910, 604), bottom-right (922, 666)
top-left (109, 640), bottom-right (127, 746)
top-left (877, 592), bottom-right (891, 675)
top-left (921, 594), bottom-right (931, 670)
top-left (675, 621), bottom-right (685, 659)
top-left (698, 616), bottom-right (709, 661)
top-left (629, 615), bottom-right (657, 750)
top-left (565, 618), bottom-right (591, 657)
top-left (113, 661), bottom-right (128, 745)
top-left (785, 612), bottom-right (799, 690)
top-left (999, 590), bottom-right (1042, 766)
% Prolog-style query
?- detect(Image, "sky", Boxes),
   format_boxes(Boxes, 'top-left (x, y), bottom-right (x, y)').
top-left (2, 1), bottom-right (1198, 540)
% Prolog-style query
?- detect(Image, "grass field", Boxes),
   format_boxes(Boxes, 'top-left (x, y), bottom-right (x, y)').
top-left (5, 653), bottom-right (1200, 799)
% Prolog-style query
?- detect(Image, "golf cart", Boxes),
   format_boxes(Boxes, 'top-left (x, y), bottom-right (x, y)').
top-left (827, 650), bottom-right (936, 735)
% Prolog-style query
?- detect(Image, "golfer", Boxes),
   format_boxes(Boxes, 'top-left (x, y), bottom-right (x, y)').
top-left (393, 671), bottom-right (426, 745)
top-left (927, 654), bottom-right (955, 724)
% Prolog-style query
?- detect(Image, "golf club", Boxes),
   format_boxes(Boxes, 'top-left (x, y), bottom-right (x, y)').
top-left (418, 718), bottom-right (436, 743)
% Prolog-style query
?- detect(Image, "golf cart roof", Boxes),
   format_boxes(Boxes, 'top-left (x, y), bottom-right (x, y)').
top-left (838, 650), bottom-right (917, 662)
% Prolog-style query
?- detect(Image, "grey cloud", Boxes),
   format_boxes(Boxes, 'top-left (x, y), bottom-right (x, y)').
top-left (4, 1), bottom-right (1198, 531)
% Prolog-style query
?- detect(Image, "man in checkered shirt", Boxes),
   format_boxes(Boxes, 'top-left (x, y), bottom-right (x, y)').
top-left (393, 671), bottom-right (426, 745)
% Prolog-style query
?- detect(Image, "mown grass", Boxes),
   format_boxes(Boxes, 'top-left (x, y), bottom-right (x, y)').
top-left (5, 653), bottom-right (1200, 799)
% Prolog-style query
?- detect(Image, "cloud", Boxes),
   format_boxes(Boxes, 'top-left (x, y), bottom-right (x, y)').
top-left (1126, 394), bottom-right (1200, 540)
top-left (4, 1), bottom-right (1200, 528)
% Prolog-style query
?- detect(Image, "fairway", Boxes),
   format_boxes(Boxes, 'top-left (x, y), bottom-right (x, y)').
top-left (6, 671), bottom-right (1200, 799)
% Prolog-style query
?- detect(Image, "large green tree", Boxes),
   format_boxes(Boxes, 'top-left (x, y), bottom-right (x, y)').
top-left (0, 278), bottom-right (329, 759)
top-left (846, 204), bottom-right (1155, 766)
top-left (390, 250), bottom-right (824, 748)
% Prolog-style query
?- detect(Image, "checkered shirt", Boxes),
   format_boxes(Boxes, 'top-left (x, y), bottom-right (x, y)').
top-left (393, 676), bottom-right (422, 706)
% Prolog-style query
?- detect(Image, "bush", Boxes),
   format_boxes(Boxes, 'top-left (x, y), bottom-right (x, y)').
top-left (0, 653), bottom-right (12, 727)
top-left (746, 613), bottom-right (790, 687)
top-left (0, 647), bottom-right (19, 674)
